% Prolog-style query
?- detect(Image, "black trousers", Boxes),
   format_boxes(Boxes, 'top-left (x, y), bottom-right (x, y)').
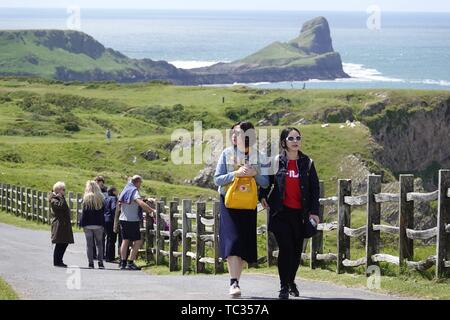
top-left (104, 221), bottom-right (117, 261)
top-left (53, 243), bottom-right (69, 265)
top-left (271, 206), bottom-right (305, 286)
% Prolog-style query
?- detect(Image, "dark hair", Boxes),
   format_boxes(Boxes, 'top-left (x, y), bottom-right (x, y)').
top-left (107, 186), bottom-right (117, 196)
top-left (95, 175), bottom-right (105, 183)
top-left (237, 121), bottom-right (255, 148)
top-left (280, 127), bottom-right (301, 150)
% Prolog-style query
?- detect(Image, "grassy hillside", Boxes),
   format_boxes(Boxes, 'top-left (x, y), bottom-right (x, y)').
top-left (0, 77), bottom-right (389, 197)
top-left (0, 77), bottom-right (448, 198)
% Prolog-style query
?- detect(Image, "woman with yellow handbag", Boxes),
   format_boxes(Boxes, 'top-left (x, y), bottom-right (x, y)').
top-left (214, 121), bottom-right (269, 298)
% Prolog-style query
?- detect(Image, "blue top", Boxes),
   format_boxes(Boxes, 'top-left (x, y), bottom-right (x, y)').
top-left (104, 195), bottom-right (117, 223)
top-left (214, 146), bottom-right (270, 195)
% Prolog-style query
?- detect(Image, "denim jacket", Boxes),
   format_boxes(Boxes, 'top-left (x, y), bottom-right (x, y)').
top-left (214, 146), bottom-right (270, 195)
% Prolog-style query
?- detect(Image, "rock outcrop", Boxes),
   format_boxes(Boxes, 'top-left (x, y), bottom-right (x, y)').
top-left (0, 17), bottom-right (348, 85)
top-left (364, 95), bottom-right (450, 190)
top-left (190, 17), bottom-right (349, 84)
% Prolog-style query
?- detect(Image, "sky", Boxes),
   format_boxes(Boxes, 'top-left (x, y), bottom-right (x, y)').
top-left (1, 0), bottom-right (450, 12)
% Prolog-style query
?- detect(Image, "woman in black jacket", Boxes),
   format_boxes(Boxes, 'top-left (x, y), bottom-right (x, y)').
top-left (259, 127), bottom-right (320, 299)
top-left (79, 180), bottom-right (106, 269)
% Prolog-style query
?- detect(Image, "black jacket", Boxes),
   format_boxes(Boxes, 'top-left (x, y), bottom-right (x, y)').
top-left (79, 205), bottom-right (105, 228)
top-left (259, 151), bottom-right (320, 221)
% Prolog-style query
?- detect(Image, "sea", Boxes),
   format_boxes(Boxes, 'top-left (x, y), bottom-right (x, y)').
top-left (1, 8), bottom-right (450, 90)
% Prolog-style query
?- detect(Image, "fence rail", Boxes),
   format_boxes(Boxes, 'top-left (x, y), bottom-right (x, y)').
top-left (0, 169), bottom-right (449, 278)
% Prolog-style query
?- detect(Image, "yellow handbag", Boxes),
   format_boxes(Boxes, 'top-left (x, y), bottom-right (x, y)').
top-left (224, 176), bottom-right (258, 210)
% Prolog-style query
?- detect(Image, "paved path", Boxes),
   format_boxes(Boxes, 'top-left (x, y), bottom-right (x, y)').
top-left (0, 223), bottom-right (403, 300)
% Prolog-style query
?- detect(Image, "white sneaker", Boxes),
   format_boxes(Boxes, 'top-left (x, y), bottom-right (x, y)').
top-left (229, 282), bottom-right (241, 297)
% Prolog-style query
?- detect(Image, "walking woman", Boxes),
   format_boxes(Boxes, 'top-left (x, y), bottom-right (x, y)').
top-left (214, 121), bottom-right (269, 297)
top-left (79, 181), bottom-right (106, 269)
top-left (259, 127), bottom-right (320, 299)
top-left (50, 181), bottom-right (74, 267)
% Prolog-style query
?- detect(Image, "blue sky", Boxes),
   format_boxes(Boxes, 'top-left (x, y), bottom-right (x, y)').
top-left (1, 0), bottom-right (450, 12)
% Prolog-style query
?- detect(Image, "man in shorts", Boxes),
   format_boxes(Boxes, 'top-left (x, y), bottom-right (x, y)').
top-left (118, 175), bottom-right (155, 270)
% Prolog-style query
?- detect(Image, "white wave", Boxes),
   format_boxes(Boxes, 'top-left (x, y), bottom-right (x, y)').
top-left (410, 79), bottom-right (450, 87)
top-left (342, 63), bottom-right (405, 83)
top-left (169, 60), bottom-right (221, 69)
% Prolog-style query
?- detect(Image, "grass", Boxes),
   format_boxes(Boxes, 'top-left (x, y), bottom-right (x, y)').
top-left (0, 210), bottom-right (83, 232)
top-left (0, 277), bottom-right (18, 300)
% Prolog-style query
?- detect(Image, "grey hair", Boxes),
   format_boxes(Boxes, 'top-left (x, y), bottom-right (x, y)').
top-left (131, 175), bottom-right (142, 183)
top-left (52, 181), bottom-right (66, 193)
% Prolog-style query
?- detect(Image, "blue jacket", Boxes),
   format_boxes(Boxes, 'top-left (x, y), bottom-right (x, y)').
top-left (214, 146), bottom-right (270, 196)
top-left (104, 195), bottom-right (117, 223)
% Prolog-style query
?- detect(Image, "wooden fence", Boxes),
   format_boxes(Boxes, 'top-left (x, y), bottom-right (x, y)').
top-left (1, 169), bottom-right (449, 278)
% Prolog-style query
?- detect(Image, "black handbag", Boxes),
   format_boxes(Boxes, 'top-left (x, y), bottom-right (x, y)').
top-left (303, 217), bottom-right (318, 239)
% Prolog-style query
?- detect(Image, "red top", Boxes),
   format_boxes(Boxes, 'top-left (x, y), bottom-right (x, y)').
top-left (283, 160), bottom-right (302, 209)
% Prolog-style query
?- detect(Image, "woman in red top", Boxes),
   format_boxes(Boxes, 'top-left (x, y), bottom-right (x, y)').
top-left (260, 127), bottom-right (320, 299)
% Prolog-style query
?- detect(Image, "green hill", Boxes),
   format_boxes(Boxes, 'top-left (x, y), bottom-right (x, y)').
top-left (0, 30), bottom-right (197, 84)
top-left (0, 77), bottom-right (448, 199)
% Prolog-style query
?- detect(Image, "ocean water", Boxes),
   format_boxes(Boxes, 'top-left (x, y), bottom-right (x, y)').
top-left (1, 8), bottom-right (450, 90)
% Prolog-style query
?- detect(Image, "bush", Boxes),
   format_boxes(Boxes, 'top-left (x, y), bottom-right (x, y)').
top-left (224, 106), bottom-right (249, 121)
top-left (0, 151), bottom-right (23, 163)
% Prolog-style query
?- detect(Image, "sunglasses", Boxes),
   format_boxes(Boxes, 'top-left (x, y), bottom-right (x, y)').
top-left (286, 136), bottom-right (302, 142)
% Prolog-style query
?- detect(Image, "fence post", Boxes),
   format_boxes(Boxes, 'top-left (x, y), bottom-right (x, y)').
top-left (0, 183), bottom-right (3, 210)
top-left (169, 201), bottom-right (179, 271)
top-left (67, 191), bottom-right (74, 225)
top-left (160, 196), bottom-right (167, 205)
top-left (399, 174), bottom-right (414, 272)
top-left (182, 199), bottom-right (192, 274)
top-left (47, 193), bottom-right (52, 225)
top-left (337, 179), bottom-right (351, 274)
top-left (6, 184), bottom-right (11, 213)
top-left (365, 175), bottom-right (382, 271)
top-left (31, 189), bottom-right (37, 221)
top-left (196, 202), bottom-right (206, 273)
top-left (155, 201), bottom-right (165, 265)
top-left (13, 185), bottom-right (18, 216)
top-left (37, 191), bottom-right (43, 222)
top-left (75, 193), bottom-right (82, 225)
top-left (213, 200), bottom-right (224, 274)
top-left (19, 187), bottom-right (25, 218)
top-left (25, 188), bottom-right (31, 220)
top-left (311, 181), bottom-right (325, 269)
top-left (436, 169), bottom-right (450, 278)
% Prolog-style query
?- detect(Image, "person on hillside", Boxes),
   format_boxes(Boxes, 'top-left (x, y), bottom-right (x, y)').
top-left (79, 181), bottom-right (106, 269)
top-left (259, 127), bottom-right (320, 299)
top-left (214, 121), bottom-right (270, 298)
top-left (50, 181), bottom-right (74, 268)
top-left (106, 128), bottom-right (111, 143)
top-left (104, 186), bottom-right (118, 262)
top-left (117, 175), bottom-right (155, 270)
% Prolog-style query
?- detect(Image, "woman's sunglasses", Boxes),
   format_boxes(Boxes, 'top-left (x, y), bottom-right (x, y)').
top-left (286, 136), bottom-right (302, 142)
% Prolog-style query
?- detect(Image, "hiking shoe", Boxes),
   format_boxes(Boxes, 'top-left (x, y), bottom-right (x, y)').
top-left (88, 262), bottom-right (95, 269)
top-left (54, 262), bottom-right (67, 268)
top-left (279, 286), bottom-right (289, 300)
top-left (289, 282), bottom-right (300, 297)
top-left (126, 261), bottom-right (141, 271)
top-left (229, 282), bottom-right (241, 298)
top-left (98, 262), bottom-right (105, 269)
